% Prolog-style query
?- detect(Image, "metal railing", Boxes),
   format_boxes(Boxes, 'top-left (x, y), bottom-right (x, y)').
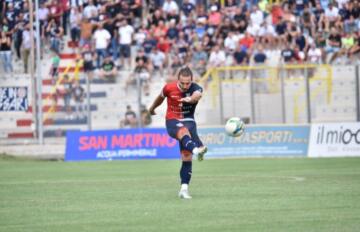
top-left (198, 64), bottom-right (359, 124)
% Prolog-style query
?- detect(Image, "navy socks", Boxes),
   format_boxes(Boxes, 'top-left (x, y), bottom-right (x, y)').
top-left (180, 135), bottom-right (197, 152)
top-left (180, 161), bottom-right (192, 184)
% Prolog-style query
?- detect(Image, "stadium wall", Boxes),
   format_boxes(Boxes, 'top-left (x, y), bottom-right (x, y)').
top-left (308, 123), bottom-right (360, 157)
top-left (65, 123), bottom-right (360, 161)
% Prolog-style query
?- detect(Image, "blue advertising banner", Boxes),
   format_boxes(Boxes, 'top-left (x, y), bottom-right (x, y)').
top-left (0, 87), bottom-right (28, 111)
top-left (197, 125), bottom-right (310, 157)
top-left (65, 128), bottom-right (180, 161)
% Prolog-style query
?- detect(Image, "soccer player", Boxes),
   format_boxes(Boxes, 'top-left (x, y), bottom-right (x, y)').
top-left (148, 66), bottom-right (207, 199)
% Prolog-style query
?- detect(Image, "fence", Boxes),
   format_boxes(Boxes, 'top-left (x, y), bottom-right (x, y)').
top-left (197, 65), bottom-right (360, 125)
top-left (1, 65), bottom-right (360, 141)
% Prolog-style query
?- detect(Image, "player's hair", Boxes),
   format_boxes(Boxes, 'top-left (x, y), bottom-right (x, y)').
top-left (177, 66), bottom-right (193, 80)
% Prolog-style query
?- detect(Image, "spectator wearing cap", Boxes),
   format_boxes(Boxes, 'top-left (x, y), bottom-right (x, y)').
top-left (118, 19), bottom-right (134, 68)
top-left (93, 22), bottom-right (111, 69)
top-left (208, 5), bottom-right (221, 27)
top-left (194, 19), bottom-right (207, 40)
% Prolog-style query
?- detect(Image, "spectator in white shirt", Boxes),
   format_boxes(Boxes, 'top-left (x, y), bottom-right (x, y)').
top-left (246, 21), bottom-right (261, 37)
top-left (162, 0), bottom-right (179, 16)
top-left (118, 19), bottom-right (135, 68)
top-left (250, 5), bottom-right (264, 26)
top-left (93, 23), bottom-right (111, 68)
top-left (307, 43), bottom-right (322, 64)
top-left (83, 0), bottom-right (98, 19)
top-left (259, 21), bottom-right (277, 45)
top-left (208, 45), bottom-right (226, 68)
top-left (224, 31), bottom-right (238, 53)
top-left (324, 3), bottom-right (339, 23)
top-left (149, 47), bottom-right (166, 76)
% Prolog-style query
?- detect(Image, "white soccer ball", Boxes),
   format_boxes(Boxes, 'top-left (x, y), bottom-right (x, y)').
top-left (225, 117), bottom-right (245, 137)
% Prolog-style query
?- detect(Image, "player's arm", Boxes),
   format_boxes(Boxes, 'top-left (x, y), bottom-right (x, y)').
top-left (149, 94), bottom-right (165, 115)
top-left (179, 90), bottom-right (202, 104)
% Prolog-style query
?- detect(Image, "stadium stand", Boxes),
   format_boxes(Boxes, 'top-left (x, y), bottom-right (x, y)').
top-left (0, 0), bottom-right (360, 140)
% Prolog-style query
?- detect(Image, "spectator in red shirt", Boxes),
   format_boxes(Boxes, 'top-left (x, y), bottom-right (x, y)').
top-left (239, 32), bottom-right (255, 50)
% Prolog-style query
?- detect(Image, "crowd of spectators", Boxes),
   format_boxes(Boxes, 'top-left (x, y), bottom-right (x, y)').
top-left (0, 0), bottom-right (360, 76)
top-left (0, 0), bottom-right (359, 74)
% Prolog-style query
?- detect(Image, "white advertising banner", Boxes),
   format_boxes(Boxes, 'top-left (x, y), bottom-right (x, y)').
top-left (309, 123), bottom-right (360, 157)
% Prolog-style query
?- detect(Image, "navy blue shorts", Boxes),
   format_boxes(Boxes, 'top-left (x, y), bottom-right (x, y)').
top-left (166, 119), bottom-right (203, 152)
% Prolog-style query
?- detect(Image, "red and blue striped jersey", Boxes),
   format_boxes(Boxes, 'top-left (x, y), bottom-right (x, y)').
top-left (161, 81), bottom-right (203, 120)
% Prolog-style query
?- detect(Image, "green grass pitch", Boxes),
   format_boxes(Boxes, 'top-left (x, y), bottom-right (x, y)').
top-left (0, 156), bottom-right (359, 232)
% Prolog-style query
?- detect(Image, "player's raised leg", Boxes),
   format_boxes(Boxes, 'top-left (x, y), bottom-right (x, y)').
top-left (188, 121), bottom-right (207, 161)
